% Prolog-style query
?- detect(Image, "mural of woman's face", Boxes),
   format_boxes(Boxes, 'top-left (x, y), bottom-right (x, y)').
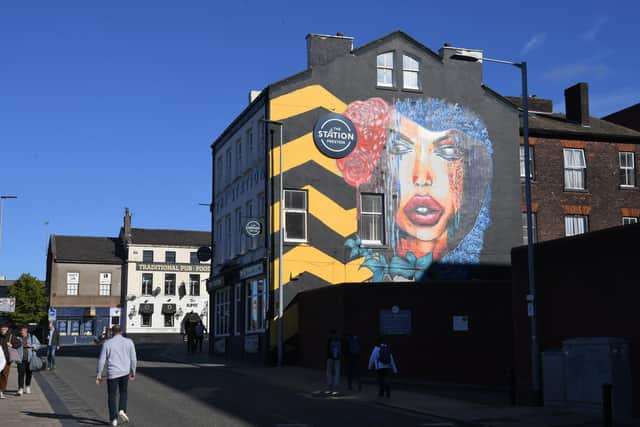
top-left (390, 114), bottom-right (464, 247)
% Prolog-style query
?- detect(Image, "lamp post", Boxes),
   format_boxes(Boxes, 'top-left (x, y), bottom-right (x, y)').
top-left (0, 195), bottom-right (18, 257)
top-left (262, 119), bottom-right (284, 367)
top-left (450, 51), bottom-right (539, 401)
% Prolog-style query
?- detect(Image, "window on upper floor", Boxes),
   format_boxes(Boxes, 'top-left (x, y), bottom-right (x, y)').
top-left (376, 52), bottom-right (394, 87)
top-left (216, 156), bottom-right (223, 190)
top-left (142, 273), bottom-right (153, 295)
top-left (563, 148), bottom-right (586, 190)
top-left (402, 54), bottom-right (420, 90)
top-left (565, 215), bottom-right (588, 237)
top-left (519, 146), bottom-right (535, 179)
top-left (623, 216), bottom-right (638, 225)
top-left (189, 274), bottom-right (200, 296)
top-left (284, 189), bottom-right (307, 242)
top-left (190, 251), bottom-right (199, 264)
top-left (164, 273), bottom-right (176, 295)
top-left (165, 251), bottom-right (176, 263)
top-left (66, 272), bottom-right (79, 296)
top-left (225, 215), bottom-right (232, 259)
top-left (225, 148), bottom-right (232, 184)
top-left (360, 193), bottom-right (384, 245)
top-left (143, 250), bottom-right (153, 263)
top-left (236, 138), bottom-right (243, 172)
top-left (619, 152), bottom-right (636, 188)
top-left (247, 128), bottom-right (254, 165)
top-left (521, 212), bottom-right (538, 244)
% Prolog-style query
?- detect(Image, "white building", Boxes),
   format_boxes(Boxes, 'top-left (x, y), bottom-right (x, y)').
top-left (120, 210), bottom-right (211, 340)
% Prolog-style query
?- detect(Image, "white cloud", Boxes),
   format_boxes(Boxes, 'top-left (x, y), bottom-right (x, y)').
top-left (544, 63), bottom-right (610, 81)
top-left (582, 17), bottom-right (607, 42)
top-left (520, 33), bottom-right (547, 56)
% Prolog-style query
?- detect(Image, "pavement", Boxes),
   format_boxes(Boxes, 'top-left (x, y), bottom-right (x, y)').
top-left (162, 343), bottom-right (640, 427)
top-left (1, 363), bottom-right (62, 427)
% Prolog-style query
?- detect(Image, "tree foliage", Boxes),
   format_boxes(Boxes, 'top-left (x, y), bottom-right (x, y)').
top-left (8, 273), bottom-right (47, 325)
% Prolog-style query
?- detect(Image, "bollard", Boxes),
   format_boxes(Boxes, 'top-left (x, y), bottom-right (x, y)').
top-left (602, 383), bottom-right (612, 427)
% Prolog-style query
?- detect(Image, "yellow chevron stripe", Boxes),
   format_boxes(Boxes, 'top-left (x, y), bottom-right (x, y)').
top-left (270, 186), bottom-right (356, 237)
top-left (273, 246), bottom-right (372, 288)
top-left (271, 132), bottom-right (342, 177)
top-left (270, 85), bottom-right (346, 122)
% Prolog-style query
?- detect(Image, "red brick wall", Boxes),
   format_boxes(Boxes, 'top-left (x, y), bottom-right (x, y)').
top-left (522, 137), bottom-right (640, 242)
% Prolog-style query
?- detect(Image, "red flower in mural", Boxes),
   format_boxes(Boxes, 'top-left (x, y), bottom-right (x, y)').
top-left (338, 98), bottom-right (391, 187)
top-left (337, 149), bottom-right (373, 188)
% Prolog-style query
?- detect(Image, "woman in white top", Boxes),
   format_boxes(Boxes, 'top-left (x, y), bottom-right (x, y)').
top-left (368, 339), bottom-right (397, 398)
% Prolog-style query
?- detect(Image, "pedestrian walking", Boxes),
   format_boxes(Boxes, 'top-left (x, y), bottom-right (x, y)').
top-left (0, 322), bottom-right (20, 400)
top-left (16, 325), bottom-right (41, 396)
top-left (345, 333), bottom-right (362, 391)
top-left (96, 325), bottom-right (137, 426)
top-left (46, 322), bottom-right (61, 370)
top-left (368, 337), bottom-right (398, 398)
top-left (194, 321), bottom-right (207, 353)
top-left (325, 329), bottom-right (342, 395)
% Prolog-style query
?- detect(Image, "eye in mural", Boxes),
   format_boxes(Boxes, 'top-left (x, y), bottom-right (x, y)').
top-left (338, 98), bottom-right (493, 282)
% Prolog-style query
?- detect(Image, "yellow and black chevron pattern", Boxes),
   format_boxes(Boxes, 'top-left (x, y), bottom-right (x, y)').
top-left (268, 85), bottom-right (373, 288)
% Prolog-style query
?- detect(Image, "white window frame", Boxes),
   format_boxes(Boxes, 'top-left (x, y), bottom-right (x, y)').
top-left (234, 283), bottom-right (242, 336)
top-left (519, 146), bottom-right (535, 179)
top-left (164, 273), bottom-right (176, 296)
top-left (521, 212), bottom-right (538, 244)
top-left (360, 193), bottom-right (385, 245)
top-left (622, 216), bottom-right (638, 225)
top-left (214, 287), bottom-right (231, 337)
top-left (402, 54), bottom-right (420, 90)
top-left (619, 152), bottom-right (636, 188)
top-left (142, 273), bottom-right (153, 296)
top-left (66, 272), bottom-right (79, 296)
top-left (283, 189), bottom-right (308, 242)
top-left (246, 278), bottom-right (266, 333)
top-left (376, 52), bottom-right (394, 87)
top-left (563, 148), bottom-right (586, 190)
top-left (189, 274), bottom-right (200, 296)
top-left (564, 215), bottom-right (589, 237)
top-left (99, 283), bottom-right (111, 296)
top-left (141, 313), bottom-right (152, 327)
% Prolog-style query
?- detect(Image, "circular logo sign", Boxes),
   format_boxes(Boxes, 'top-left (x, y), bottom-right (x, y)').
top-left (245, 220), bottom-right (262, 237)
top-left (196, 246), bottom-right (212, 262)
top-left (313, 113), bottom-right (358, 159)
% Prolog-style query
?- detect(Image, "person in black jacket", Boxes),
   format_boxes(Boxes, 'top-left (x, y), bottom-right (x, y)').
top-left (325, 329), bottom-right (342, 395)
top-left (46, 322), bottom-right (61, 370)
top-left (0, 322), bottom-right (21, 399)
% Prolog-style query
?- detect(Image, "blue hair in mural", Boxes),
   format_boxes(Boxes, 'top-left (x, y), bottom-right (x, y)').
top-left (340, 97), bottom-right (493, 281)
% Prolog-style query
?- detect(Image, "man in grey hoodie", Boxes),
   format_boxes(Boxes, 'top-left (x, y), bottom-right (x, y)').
top-left (96, 325), bottom-right (137, 426)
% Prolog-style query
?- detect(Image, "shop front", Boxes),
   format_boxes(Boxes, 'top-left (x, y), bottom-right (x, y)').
top-left (56, 306), bottom-right (112, 345)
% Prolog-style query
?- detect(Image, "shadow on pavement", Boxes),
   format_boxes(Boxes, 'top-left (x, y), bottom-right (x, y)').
top-left (22, 411), bottom-right (108, 425)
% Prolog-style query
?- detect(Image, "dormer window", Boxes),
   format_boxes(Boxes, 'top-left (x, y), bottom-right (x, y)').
top-left (376, 52), bottom-right (394, 87)
top-left (402, 55), bottom-right (420, 90)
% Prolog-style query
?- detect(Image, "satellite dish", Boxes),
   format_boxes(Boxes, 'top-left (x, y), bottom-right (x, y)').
top-left (152, 287), bottom-right (161, 297)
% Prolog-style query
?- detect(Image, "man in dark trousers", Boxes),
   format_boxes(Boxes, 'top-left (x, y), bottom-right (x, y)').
top-left (345, 333), bottom-right (362, 391)
top-left (46, 322), bottom-right (60, 370)
top-left (368, 337), bottom-right (398, 398)
top-left (96, 325), bottom-right (137, 426)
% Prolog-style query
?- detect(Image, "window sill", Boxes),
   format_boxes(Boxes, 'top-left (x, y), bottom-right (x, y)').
top-left (376, 85), bottom-right (397, 91)
top-left (360, 242), bottom-right (388, 249)
top-left (284, 240), bottom-right (308, 245)
top-left (402, 87), bottom-right (423, 94)
top-left (619, 185), bottom-right (638, 190)
top-left (563, 189), bottom-right (589, 193)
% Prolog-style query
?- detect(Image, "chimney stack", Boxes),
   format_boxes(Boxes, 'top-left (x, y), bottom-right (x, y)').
top-left (123, 208), bottom-right (132, 244)
top-left (564, 83), bottom-right (590, 126)
top-left (306, 33), bottom-right (353, 68)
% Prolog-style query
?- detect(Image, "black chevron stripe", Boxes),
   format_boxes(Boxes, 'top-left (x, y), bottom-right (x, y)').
top-left (280, 214), bottom-right (356, 262)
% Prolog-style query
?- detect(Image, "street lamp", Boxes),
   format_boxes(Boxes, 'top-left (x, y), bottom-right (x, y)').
top-left (262, 119), bottom-right (284, 367)
top-left (0, 195), bottom-right (18, 257)
top-left (450, 50), bottom-right (540, 401)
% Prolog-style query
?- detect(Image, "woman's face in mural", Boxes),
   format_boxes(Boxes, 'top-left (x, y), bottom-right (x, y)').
top-left (390, 114), bottom-right (464, 255)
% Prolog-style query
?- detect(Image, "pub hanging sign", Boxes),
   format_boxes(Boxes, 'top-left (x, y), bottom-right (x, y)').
top-left (313, 113), bottom-right (358, 159)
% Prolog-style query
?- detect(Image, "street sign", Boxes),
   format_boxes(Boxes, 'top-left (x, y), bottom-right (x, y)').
top-left (196, 246), bottom-right (212, 262)
top-left (245, 220), bottom-right (262, 237)
top-left (0, 297), bottom-right (15, 313)
top-left (48, 307), bottom-right (57, 321)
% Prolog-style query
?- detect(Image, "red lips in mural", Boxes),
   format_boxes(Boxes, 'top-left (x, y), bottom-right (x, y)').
top-left (403, 195), bottom-right (444, 226)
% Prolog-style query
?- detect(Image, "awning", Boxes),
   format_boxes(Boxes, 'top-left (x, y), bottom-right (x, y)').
top-left (138, 303), bottom-right (154, 315)
top-left (161, 303), bottom-right (176, 314)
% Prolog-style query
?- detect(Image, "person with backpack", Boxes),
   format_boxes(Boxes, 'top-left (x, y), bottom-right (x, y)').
top-left (325, 329), bottom-right (342, 395)
top-left (368, 337), bottom-right (397, 398)
top-left (344, 333), bottom-right (362, 391)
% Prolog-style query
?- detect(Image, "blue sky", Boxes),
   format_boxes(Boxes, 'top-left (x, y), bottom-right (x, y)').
top-left (1, 0), bottom-right (638, 280)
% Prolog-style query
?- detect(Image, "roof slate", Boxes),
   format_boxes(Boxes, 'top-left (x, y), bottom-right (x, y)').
top-left (52, 236), bottom-right (123, 264)
top-left (129, 228), bottom-right (211, 247)
top-left (522, 112), bottom-right (640, 142)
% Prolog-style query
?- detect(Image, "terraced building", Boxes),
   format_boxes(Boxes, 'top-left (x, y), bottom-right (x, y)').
top-left (209, 31), bottom-right (521, 361)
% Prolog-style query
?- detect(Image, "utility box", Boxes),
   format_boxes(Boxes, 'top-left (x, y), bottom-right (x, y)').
top-left (542, 350), bottom-right (565, 406)
top-left (562, 337), bottom-right (632, 418)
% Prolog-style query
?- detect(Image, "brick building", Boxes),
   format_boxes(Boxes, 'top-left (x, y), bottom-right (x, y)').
top-left (510, 83), bottom-right (640, 243)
